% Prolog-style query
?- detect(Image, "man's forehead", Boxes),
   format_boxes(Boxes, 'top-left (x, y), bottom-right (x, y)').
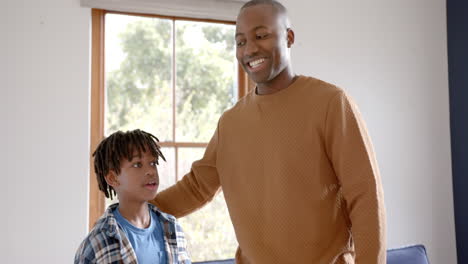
top-left (237, 4), bottom-right (278, 22)
top-left (236, 5), bottom-right (282, 33)
top-left (235, 25), bottom-right (267, 38)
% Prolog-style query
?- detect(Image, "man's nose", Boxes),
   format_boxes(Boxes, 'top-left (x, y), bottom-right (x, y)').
top-left (244, 40), bottom-right (259, 56)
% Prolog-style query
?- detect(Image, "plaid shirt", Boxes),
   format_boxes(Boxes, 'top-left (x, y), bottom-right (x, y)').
top-left (75, 203), bottom-right (191, 264)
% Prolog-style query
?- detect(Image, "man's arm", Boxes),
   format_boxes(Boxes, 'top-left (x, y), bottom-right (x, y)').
top-left (324, 90), bottom-right (387, 263)
top-left (150, 125), bottom-right (221, 218)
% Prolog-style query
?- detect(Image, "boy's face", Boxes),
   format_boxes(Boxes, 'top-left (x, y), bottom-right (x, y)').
top-left (107, 149), bottom-right (160, 203)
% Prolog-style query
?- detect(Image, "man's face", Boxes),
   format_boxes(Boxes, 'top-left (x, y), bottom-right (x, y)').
top-left (235, 4), bottom-right (292, 84)
top-left (110, 149), bottom-right (160, 202)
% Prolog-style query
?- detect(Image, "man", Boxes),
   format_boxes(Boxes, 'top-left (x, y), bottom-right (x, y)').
top-left (151, 0), bottom-right (386, 263)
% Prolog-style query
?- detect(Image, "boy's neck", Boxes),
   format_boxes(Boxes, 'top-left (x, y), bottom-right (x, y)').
top-left (117, 201), bottom-right (151, 229)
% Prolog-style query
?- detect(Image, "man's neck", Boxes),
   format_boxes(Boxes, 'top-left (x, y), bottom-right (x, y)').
top-left (256, 67), bottom-right (297, 95)
top-left (118, 200), bottom-right (151, 229)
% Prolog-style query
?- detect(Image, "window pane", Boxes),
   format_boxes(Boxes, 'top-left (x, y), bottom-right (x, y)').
top-left (175, 21), bottom-right (237, 142)
top-left (177, 148), bottom-right (238, 261)
top-left (105, 13), bottom-right (174, 141)
top-left (176, 147), bottom-right (204, 180)
top-left (103, 15), bottom-right (239, 261)
top-left (158, 147), bottom-right (176, 191)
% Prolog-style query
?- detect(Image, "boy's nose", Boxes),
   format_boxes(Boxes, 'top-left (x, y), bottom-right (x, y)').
top-left (145, 168), bottom-right (155, 176)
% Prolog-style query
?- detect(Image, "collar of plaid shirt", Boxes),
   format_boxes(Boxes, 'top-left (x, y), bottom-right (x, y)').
top-left (75, 203), bottom-right (191, 264)
top-left (96, 203), bottom-right (177, 238)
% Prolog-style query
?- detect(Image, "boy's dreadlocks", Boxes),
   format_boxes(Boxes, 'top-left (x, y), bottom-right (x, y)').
top-left (92, 129), bottom-right (166, 199)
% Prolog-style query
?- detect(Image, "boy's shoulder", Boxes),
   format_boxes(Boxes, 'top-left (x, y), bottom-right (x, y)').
top-left (74, 204), bottom-right (131, 263)
top-left (90, 203), bottom-right (121, 237)
top-left (75, 227), bottom-right (116, 261)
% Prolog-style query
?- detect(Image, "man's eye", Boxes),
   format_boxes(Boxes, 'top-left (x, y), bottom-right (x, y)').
top-left (237, 40), bottom-right (246, 47)
top-left (150, 161), bottom-right (158, 167)
top-left (132, 162), bottom-right (142, 168)
top-left (256, 34), bottom-right (268, 39)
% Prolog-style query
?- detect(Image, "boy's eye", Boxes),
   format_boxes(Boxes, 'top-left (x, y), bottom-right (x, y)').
top-left (132, 162), bottom-right (142, 168)
top-left (150, 161), bottom-right (158, 167)
top-left (256, 33), bottom-right (268, 39)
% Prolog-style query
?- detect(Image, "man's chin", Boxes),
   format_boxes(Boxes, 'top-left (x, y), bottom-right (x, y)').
top-left (248, 74), bottom-right (269, 85)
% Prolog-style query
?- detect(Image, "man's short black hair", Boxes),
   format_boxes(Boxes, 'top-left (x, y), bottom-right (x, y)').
top-left (239, 0), bottom-right (290, 28)
top-left (92, 129), bottom-right (166, 199)
top-left (240, 0), bottom-right (287, 14)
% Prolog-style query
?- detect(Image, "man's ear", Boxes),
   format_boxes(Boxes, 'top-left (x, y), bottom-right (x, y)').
top-left (105, 170), bottom-right (120, 188)
top-left (286, 28), bottom-right (295, 48)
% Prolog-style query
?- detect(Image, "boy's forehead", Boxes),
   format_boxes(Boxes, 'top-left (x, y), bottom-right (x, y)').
top-left (126, 145), bottom-right (155, 160)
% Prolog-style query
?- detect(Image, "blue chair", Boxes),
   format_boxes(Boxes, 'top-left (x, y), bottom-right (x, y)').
top-left (193, 244), bottom-right (429, 264)
top-left (387, 244), bottom-right (430, 264)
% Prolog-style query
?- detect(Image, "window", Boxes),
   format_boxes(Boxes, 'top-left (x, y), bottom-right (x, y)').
top-left (90, 9), bottom-right (253, 261)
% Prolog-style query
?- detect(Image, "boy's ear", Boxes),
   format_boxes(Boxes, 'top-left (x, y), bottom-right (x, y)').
top-left (104, 170), bottom-right (120, 187)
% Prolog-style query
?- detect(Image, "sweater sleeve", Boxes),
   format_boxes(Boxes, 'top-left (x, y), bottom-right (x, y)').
top-left (324, 90), bottom-right (387, 264)
top-left (149, 125), bottom-right (222, 218)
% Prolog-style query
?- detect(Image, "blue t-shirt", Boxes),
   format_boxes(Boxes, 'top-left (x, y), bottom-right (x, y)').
top-left (114, 206), bottom-right (168, 264)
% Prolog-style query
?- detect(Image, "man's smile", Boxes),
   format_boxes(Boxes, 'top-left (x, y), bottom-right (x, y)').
top-left (245, 57), bottom-right (267, 72)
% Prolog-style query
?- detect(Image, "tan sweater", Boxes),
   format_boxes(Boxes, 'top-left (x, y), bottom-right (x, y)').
top-left (152, 76), bottom-right (386, 264)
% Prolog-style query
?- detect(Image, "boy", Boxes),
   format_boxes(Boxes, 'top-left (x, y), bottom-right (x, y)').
top-left (75, 129), bottom-right (191, 264)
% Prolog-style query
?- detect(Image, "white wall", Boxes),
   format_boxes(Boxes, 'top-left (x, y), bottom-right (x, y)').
top-left (285, 0), bottom-right (456, 263)
top-left (2, 0), bottom-right (90, 263)
top-left (2, 0), bottom-right (456, 263)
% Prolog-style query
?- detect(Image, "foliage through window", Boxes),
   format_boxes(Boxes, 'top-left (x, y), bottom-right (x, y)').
top-left (103, 13), bottom-right (238, 261)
